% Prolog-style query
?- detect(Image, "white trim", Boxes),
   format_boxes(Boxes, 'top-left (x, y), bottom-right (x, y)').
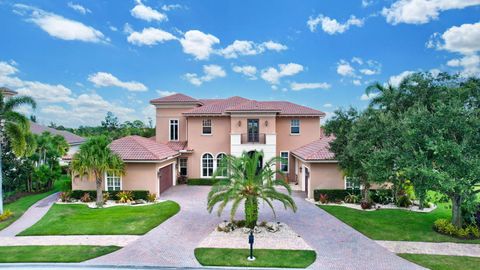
top-left (215, 152), bottom-right (228, 178)
top-left (179, 157), bottom-right (188, 177)
top-left (280, 151), bottom-right (289, 173)
top-left (200, 152), bottom-right (214, 178)
top-left (290, 119), bottom-right (300, 135)
top-left (104, 171), bottom-right (122, 191)
top-left (168, 118), bottom-right (179, 141)
top-left (202, 118), bottom-right (213, 135)
top-left (290, 153), bottom-right (338, 164)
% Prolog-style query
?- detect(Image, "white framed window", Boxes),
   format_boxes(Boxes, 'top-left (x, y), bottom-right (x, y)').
top-left (345, 176), bottom-right (361, 190)
top-left (291, 119), bottom-right (300, 134)
top-left (202, 153), bottom-right (214, 177)
top-left (216, 153), bottom-right (228, 177)
top-left (179, 158), bottom-right (188, 176)
top-left (169, 119), bottom-right (179, 141)
top-left (105, 172), bottom-right (121, 191)
top-left (280, 151), bottom-right (289, 173)
top-left (202, 119), bottom-right (212, 135)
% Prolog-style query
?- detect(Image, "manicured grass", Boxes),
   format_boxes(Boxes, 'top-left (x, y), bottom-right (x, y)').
top-left (194, 248), bottom-right (316, 268)
top-left (0, 175), bottom-right (69, 231)
top-left (319, 203), bottom-right (480, 244)
top-left (0, 245), bottom-right (120, 263)
top-left (19, 200), bottom-right (180, 235)
top-left (399, 254), bottom-right (480, 270)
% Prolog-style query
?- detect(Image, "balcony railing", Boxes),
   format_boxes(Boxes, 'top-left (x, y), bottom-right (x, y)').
top-left (241, 133), bottom-right (266, 144)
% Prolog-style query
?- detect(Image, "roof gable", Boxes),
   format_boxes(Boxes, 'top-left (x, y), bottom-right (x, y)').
top-left (150, 93), bottom-right (201, 105)
top-left (30, 122), bottom-right (85, 145)
top-left (291, 136), bottom-right (336, 161)
top-left (109, 136), bottom-right (179, 161)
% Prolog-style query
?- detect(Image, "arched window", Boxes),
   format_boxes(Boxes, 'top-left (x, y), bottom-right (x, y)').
top-left (216, 153), bottom-right (228, 177)
top-left (202, 153), bottom-right (214, 177)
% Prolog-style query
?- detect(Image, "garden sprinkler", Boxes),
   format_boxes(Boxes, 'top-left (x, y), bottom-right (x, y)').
top-left (247, 229), bottom-right (255, 261)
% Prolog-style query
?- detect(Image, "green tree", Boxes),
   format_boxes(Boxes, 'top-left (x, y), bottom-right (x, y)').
top-left (70, 136), bottom-right (125, 207)
top-left (101, 112), bottom-right (119, 131)
top-left (0, 91), bottom-right (36, 214)
top-left (207, 151), bottom-right (297, 228)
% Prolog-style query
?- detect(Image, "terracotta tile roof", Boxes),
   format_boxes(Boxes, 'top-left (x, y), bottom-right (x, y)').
top-left (150, 93), bottom-right (202, 104)
top-left (109, 135), bottom-right (179, 161)
top-left (260, 101), bottom-right (325, 116)
top-left (165, 141), bottom-right (190, 151)
top-left (0, 87), bottom-right (18, 96)
top-left (225, 100), bottom-right (281, 112)
top-left (183, 96), bottom-right (249, 115)
top-left (30, 122), bottom-right (85, 145)
top-left (291, 135), bottom-right (336, 161)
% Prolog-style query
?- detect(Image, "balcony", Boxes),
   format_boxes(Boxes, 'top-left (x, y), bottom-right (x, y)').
top-left (241, 133), bottom-right (266, 144)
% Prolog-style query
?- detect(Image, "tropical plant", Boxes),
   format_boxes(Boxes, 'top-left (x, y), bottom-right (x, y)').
top-left (207, 151), bottom-right (297, 229)
top-left (80, 192), bottom-right (91, 203)
top-left (318, 194), bottom-right (329, 204)
top-left (117, 190), bottom-right (134, 203)
top-left (146, 192), bottom-right (156, 202)
top-left (70, 136), bottom-right (125, 207)
top-left (344, 193), bottom-right (360, 204)
top-left (0, 90), bottom-right (36, 214)
top-left (60, 191), bottom-right (72, 202)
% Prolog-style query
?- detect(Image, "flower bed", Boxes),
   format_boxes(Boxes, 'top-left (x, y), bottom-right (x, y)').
top-left (308, 198), bottom-right (437, 213)
top-left (56, 199), bottom-right (164, 209)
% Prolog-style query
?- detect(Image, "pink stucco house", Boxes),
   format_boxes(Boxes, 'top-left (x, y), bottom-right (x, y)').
top-left (72, 93), bottom-right (347, 199)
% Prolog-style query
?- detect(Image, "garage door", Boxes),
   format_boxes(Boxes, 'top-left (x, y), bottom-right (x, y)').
top-left (158, 164), bottom-right (173, 194)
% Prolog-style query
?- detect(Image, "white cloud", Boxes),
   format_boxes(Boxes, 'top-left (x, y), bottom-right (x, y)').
top-left (88, 72), bottom-right (147, 91)
top-left (260, 63), bottom-right (304, 85)
top-left (184, 65), bottom-right (226, 86)
top-left (336, 58), bottom-right (381, 85)
top-left (360, 68), bottom-right (377, 75)
top-left (360, 92), bottom-right (379, 101)
top-left (156, 90), bottom-right (177, 97)
top-left (109, 26), bottom-right (118, 32)
top-left (131, 0), bottom-right (167, 22)
top-left (290, 82), bottom-right (331, 91)
top-left (123, 23), bottom-right (133, 34)
top-left (13, 4), bottom-right (107, 43)
top-left (161, 4), bottom-right (183, 11)
top-left (447, 54), bottom-right (480, 77)
top-left (307, 14), bottom-right (364, 34)
top-left (353, 79), bottom-right (362, 86)
top-left (232, 65), bottom-right (257, 80)
top-left (127, 27), bottom-right (177, 46)
top-left (67, 2), bottom-right (91, 14)
top-left (323, 103), bottom-right (333, 108)
top-left (362, 0), bottom-right (374, 7)
top-left (388, 70), bottom-right (414, 87)
top-left (179, 30), bottom-right (220, 60)
top-left (337, 60), bottom-right (356, 77)
top-left (382, 0), bottom-right (480, 25)
top-left (218, 40), bottom-right (287, 58)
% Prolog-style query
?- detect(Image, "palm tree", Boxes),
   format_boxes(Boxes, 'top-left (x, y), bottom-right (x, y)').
top-left (0, 90), bottom-right (36, 214)
top-left (207, 151), bottom-right (297, 229)
top-left (70, 135), bottom-right (124, 207)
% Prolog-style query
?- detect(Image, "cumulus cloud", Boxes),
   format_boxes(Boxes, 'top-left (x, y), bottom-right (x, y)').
top-left (218, 40), bottom-right (287, 58)
top-left (337, 60), bottom-right (356, 77)
top-left (447, 55), bottom-right (480, 77)
top-left (13, 4), bottom-right (107, 43)
top-left (323, 103), bottom-right (333, 108)
top-left (179, 30), bottom-right (220, 60)
top-left (127, 27), bottom-right (177, 46)
top-left (388, 70), bottom-right (415, 87)
top-left (307, 14), bottom-right (364, 34)
top-left (290, 82), bottom-right (331, 91)
top-left (336, 57), bottom-right (381, 85)
top-left (232, 65), bottom-right (257, 80)
top-left (260, 63), bottom-right (304, 85)
top-left (67, 2), bottom-right (91, 14)
top-left (382, 0), bottom-right (480, 25)
top-left (157, 90), bottom-right (177, 97)
top-left (88, 72), bottom-right (148, 91)
top-left (184, 65), bottom-right (226, 86)
top-left (161, 4), bottom-right (183, 11)
top-left (131, 0), bottom-right (167, 22)
top-left (360, 92), bottom-right (379, 101)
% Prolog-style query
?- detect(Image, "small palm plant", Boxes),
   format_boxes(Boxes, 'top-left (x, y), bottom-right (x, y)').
top-left (207, 151), bottom-right (297, 229)
top-left (70, 136), bottom-right (124, 207)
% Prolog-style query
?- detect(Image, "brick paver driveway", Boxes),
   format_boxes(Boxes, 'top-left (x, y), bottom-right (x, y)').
top-left (87, 185), bottom-right (424, 270)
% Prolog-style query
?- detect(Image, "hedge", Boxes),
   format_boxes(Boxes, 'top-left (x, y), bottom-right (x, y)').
top-left (314, 189), bottom-right (390, 202)
top-left (187, 178), bottom-right (226, 186)
top-left (70, 190), bottom-right (149, 200)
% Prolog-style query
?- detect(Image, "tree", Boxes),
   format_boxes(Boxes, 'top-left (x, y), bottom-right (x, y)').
top-left (70, 136), bottom-right (124, 207)
top-left (101, 112), bottom-right (119, 131)
top-left (207, 151), bottom-right (297, 228)
top-left (0, 91), bottom-right (36, 214)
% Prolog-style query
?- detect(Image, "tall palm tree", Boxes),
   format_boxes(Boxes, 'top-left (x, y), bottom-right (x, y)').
top-left (207, 151), bottom-right (297, 229)
top-left (0, 90), bottom-right (36, 214)
top-left (70, 135), bottom-right (124, 207)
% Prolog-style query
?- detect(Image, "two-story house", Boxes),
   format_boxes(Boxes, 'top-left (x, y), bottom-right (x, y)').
top-left (72, 93), bottom-right (346, 199)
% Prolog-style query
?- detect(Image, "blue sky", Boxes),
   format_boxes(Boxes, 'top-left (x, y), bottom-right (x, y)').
top-left (0, 0), bottom-right (479, 127)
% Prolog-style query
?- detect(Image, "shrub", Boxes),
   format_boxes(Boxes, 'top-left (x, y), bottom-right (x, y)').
top-left (187, 178), bottom-right (221, 186)
top-left (396, 195), bottom-right (412, 208)
top-left (70, 190), bottom-right (149, 200)
top-left (117, 190), bottom-right (134, 203)
top-left (146, 192), bottom-right (156, 202)
top-left (60, 191), bottom-right (71, 202)
top-left (80, 192), bottom-right (91, 203)
top-left (434, 219), bottom-right (480, 239)
top-left (103, 192), bottom-right (110, 204)
top-left (61, 180), bottom-right (72, 192)
top-left (318, 194), bottom-right (329, 204)
top-left (344, 193), bottom-right (360, 204)
top-left (370, 189), bottom-right (394, 204)
top-left (314, 189), bottom-right (362, 202)
top-left (0, 210), bottom-right (13, 222)
top-left (360, 200), bottom-right (372, 210)
top-left (71, 190), bottom-right (96, 200)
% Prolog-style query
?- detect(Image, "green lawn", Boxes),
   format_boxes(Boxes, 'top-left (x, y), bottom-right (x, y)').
top-left (0, 175), bottom-right (69, 231)
top-left (319, 203), bottom-right (480, 244)
top-left (194, 248), bottom-right (316, 268)
top-left (19, 200), bottom-right (180, 235)
top-left (0, 245), bottom-right (119, 263)
top-left (399, 254), bottom-right (480, 270)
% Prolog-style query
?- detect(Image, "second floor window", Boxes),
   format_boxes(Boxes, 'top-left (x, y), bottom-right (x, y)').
top-left (202, 119), bottom-right (212, 135)
top-left (291, 119), bottom-right (300, 134)
top-left (169, 119), bottom-right (179, 141)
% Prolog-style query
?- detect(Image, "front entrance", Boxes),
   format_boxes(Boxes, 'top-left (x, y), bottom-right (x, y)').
top-left (158, 164), bottom-right (173, 194)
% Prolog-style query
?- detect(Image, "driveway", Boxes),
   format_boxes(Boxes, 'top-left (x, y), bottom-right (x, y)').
top-left (87, 185), bottom-right (424, 270)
